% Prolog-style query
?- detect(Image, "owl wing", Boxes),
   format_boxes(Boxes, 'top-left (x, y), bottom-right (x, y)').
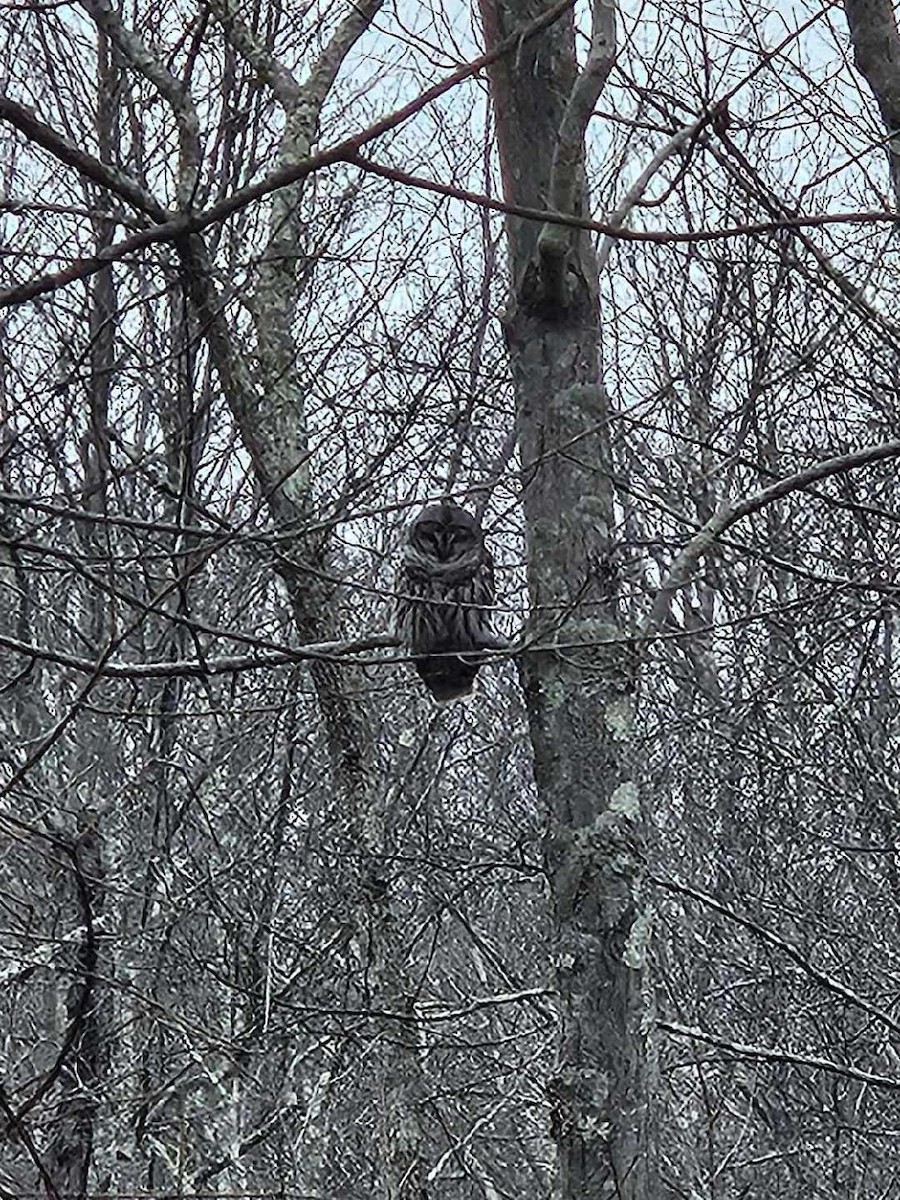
top-left (476, 544), bottom-right (495, 609)
top-left (472, 545), bottom-right (509, 651)
top-left (393, 553), bottom-right (417, 643)
top-left (461, 545), bottom-right (496, 647)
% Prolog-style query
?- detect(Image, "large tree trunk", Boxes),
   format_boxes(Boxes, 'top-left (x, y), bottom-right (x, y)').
top-left (478, 0), bottom-right (657, 1195)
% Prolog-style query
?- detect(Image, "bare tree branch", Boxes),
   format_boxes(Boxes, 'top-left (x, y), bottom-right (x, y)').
top-left (661, 1021), bottom-right (900, 1092)
top-left (5, 175), bottom-right (898, 310)
top-left (654, 874), bottom-right (900, 1039)
top-left (596, 113), bottom-right (706, 274)
top-left (0, 94), bottom-right (167, 220)
top-left (537, 0), bottom-right (616, 274)
top-left (204, 0), bottom-right (302, 108)
top-left (80, 0), bottom-right (202, 204)
top-left (643, 439), bottom-right (900, 640)
top-left (0, 629), bottom-right (400, 679)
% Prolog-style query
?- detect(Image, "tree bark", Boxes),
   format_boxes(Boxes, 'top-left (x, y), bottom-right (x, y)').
top-left (843, 0), bottom-right (900, 207)
top-left (478, 0), bottom-right (656, 1196)
top-left (43, 822), bottom-right (106, 1200)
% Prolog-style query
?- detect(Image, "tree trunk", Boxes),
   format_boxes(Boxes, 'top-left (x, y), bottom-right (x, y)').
top-left (843, 0), bottom-right (900, 208)
top-left (478, 0), bottom-right (657, 1195)
top-left (44, 823), bottom-right (106, 1200)
top-left (170, 6), bottom-right (431, 1191)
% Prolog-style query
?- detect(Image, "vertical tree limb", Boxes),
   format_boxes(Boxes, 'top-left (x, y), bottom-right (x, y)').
top-left (43, 823), bottom-right (105, 1200)
top-left (537, 0), bottom-right (616, 298)
top-left (843, 0), bottom-right (900, 207)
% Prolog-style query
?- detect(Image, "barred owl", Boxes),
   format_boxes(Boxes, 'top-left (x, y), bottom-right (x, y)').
top-left (395, 501), bottom-right (497, 701)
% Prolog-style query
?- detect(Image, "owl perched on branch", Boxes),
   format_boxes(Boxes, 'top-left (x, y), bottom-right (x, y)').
top-left (395, 501), bottom-right (498, 701)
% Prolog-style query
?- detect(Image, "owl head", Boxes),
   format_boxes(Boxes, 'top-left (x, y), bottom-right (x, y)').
top-left (409, 502), bottom-right (481, 562)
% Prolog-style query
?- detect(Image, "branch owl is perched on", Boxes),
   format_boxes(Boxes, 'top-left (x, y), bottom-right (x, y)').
top-left (395, 502), bottom-right (497, 701)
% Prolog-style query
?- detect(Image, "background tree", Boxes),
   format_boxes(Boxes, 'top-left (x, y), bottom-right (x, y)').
top-left (4, 1), bottom-right (900, 1199)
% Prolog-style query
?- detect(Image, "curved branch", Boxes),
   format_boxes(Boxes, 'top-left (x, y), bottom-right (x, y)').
top-left (596, 113), bottom-right (705, 273)
top-left (643, 438), bottom-right (900, 641)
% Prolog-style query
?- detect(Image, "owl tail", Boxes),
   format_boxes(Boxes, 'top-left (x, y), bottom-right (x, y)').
top-left (415, 655), bottom-right (480, 702)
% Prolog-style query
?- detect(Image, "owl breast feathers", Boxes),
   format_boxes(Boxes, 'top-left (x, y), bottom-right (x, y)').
top-left (395, 502), bottom-right (497, 701)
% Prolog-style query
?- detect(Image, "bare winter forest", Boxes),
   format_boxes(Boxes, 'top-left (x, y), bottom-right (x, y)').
top-left (3, 0), bottom-right (900, 1196)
